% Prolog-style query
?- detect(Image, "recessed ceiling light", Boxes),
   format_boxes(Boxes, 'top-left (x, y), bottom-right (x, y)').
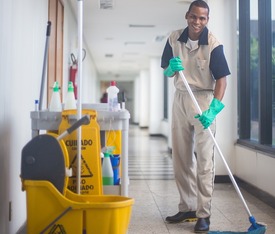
top-left (122, 52), bottom-right (139, 57)
top-left (121, 60), bottom-right (135, 63)
top-left (124, 41), bottom-right (146, 45)
top-left (129, 24), bottom-right (155, 28)
top-left (155, 35), bottom-right (166, 42)
top-left (99, 0), bottom-right (114, 9)
top-left (177, 0), bottom-right (192, 4)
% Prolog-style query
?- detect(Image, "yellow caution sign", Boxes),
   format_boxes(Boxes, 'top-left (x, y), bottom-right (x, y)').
top-left (59, 109), bottom-right (102, 195)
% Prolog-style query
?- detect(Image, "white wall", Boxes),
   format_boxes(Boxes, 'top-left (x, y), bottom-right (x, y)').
top-left (0, 1), bottom-right (49, 233)
top-left (207, 0), bottom-right (238, 175)
top-left (63, 3), bottom-right (99, 103)
top-left (149, 57), bottom-right (164, 135)
top-left (235, 146), bottom-right (275, 196)
top-left (138, 70), bottom-right (150, 127)
top-left (0, 1), bottom-right (98, 233)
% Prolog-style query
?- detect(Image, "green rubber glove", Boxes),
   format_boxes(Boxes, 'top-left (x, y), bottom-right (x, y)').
top-left (195, 98), bottom-right (225, 129)
top-left (164, 57), bottom-right (184, 77)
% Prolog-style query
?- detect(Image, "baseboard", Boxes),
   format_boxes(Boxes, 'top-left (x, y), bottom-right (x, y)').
top-left (215, 175), bottom-right (275, 209)
top-left (149, 134), bottom-right (165, 137)
top-left (214, 175), bottom-right (231, 183)
top-left (139, 126), bottom-right (148, 129)
top-left (16, 221), bottom-right (26, 234)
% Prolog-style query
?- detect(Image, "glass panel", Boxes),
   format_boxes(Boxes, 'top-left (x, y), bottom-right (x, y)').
top-left (272, 0), bottom-right (275, 145)
top-left (250, 0), bottom-right (259, 141)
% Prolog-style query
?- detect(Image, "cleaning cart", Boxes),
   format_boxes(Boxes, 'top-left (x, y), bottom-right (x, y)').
top-left (21, 115), bottom-right (134, 234)
top-left (24, 2), bottom-right (133, 231)
top-left (30, 104), bottom-right (130, 196)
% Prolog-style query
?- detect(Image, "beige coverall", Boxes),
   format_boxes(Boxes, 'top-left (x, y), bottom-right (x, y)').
top-left (162, 28), bottom-right (230, 218)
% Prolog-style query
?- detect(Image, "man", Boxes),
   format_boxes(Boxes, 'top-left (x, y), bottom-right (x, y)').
top-left (161, 0), bottom-right (230, 232)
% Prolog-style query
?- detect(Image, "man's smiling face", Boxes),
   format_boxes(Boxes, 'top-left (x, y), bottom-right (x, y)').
top-left (185, 6), bottom-right (209, 40)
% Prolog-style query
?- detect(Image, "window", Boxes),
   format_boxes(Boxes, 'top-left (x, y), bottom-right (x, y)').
top-left (272, 0), bottom-right (275, 144)
top-left (250, 0), bottom-right (259, 141)
top-left (238, 0), bottom-right (275, 153)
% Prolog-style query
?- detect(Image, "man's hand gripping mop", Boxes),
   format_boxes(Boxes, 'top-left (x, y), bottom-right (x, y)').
top-left (179, 70), bottom-right (267, 234)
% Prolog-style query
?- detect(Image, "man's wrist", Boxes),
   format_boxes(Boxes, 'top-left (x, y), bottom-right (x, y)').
top-left (164, 66), bottom-right (175, 77)
top-left (210, 98), bottom-right (225, 114)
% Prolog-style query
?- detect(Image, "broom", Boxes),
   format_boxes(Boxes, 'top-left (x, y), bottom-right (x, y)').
top-left (178, 70), bottom-right (267, 234)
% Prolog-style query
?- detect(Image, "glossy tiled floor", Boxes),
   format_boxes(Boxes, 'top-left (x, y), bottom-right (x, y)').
top-left (127, 125), bottom-right (275, 234)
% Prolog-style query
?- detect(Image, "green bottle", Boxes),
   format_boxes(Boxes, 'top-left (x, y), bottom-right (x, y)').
top-left (102, 152), bottom-right (114, 185)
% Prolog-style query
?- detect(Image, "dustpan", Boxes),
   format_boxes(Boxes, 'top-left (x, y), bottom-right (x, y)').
top-left (178, 71), bottom-right (267, 234)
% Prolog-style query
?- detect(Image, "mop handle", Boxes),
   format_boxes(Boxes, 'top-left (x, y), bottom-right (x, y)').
top-left (179, 71), bottom-right (252, 218)
top-left (38, 21), bottom-right (51, 111)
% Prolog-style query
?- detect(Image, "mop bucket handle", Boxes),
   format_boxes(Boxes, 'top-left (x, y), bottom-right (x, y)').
top-left (178, 70), bottom-right (252, 218)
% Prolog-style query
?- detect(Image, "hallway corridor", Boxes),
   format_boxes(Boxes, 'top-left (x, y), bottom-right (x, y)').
top-left (127, 125), bottom-right (275, 234)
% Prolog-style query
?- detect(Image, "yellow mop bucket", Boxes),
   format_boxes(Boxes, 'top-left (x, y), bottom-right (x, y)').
top-left (21, 115), bottom-right (134, 234)
top-left (23, 180), bottom-right (134, 234)
top-left (66, 189), bottom-right (134, 234)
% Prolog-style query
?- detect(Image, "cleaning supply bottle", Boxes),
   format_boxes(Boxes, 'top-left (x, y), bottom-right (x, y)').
top-left (49, 81), bottom-right (62, 112)
top-left (34, 100), bottom-right (39, 111)
top-left (64, 81), bottom-right (77, 110)
top-left (102, 152), bottom-right (114, 185)
top-left (106, 81), bottom-right (119, 111)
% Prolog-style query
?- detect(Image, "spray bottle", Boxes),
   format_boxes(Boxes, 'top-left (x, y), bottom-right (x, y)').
top-left (49, 81), bottom-right (62, 112)
top-left (106, 81), bottom-right (119, 111)
top-left (64, 81), bottom-right (77, 110)
top-left (102, 152), bottom-right (114, 185)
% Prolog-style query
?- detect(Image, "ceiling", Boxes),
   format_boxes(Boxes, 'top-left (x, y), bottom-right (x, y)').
top-left (68, 0), bottom-right (192, 80)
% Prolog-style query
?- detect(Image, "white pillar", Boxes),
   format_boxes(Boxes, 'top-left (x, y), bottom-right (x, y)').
top-left (149, 57), bottom-right (163, 135)
top-left (139, 70), bottom-right (150, 127)
top-left (168, 77), bottom-right (175, 149)
top-left (133, 75), bottom-right (140, 124)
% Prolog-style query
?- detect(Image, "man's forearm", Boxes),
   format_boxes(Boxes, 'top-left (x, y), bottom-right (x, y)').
top-left (214, 77), bottom-right (227, 101)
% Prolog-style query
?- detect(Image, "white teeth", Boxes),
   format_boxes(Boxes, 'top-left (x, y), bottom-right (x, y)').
top-left (192, 25), bottom-right (200, 30)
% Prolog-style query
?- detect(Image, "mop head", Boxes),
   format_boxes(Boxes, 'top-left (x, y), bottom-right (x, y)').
top-left (208, 224), bottom-right (266, 234)
top-left (208, 214), bottom-right (267, 234)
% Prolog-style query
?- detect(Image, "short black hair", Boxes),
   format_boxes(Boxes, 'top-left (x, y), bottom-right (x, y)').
top-left (188, 0), bottom-right (210, 15)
